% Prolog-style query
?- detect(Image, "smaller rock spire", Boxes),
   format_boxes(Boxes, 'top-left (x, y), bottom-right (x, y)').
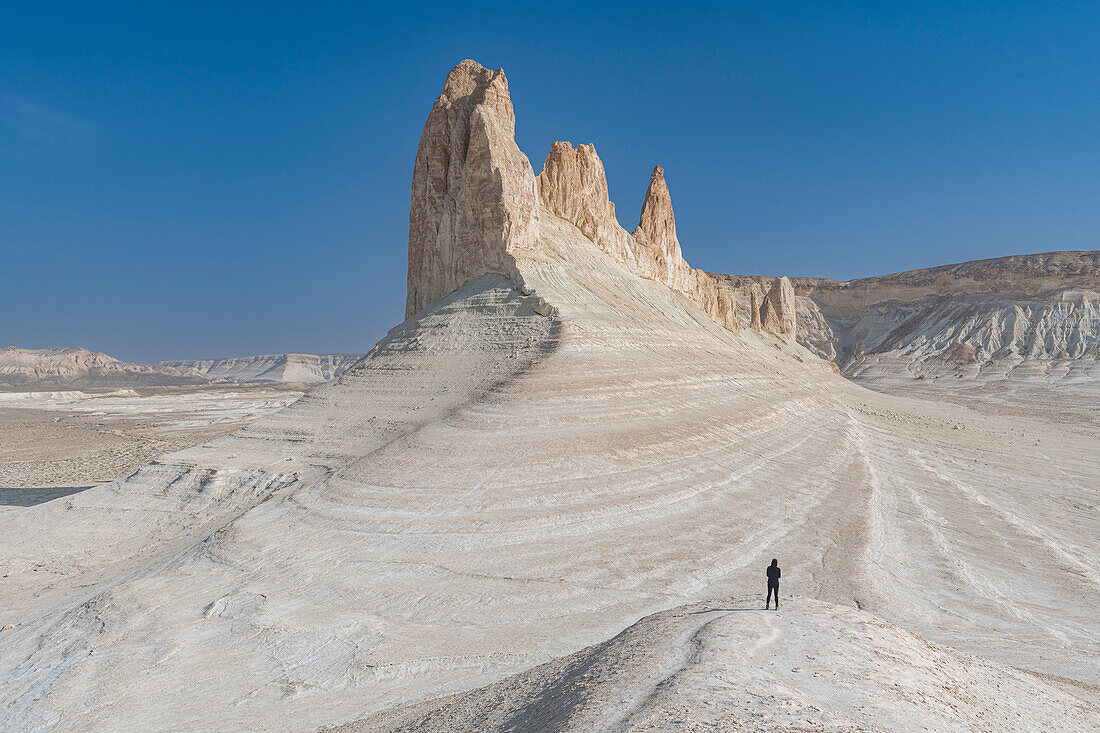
top-left (749, 283), bottom-right (764, 330)
top-left (760, 277), bottom-right (797, 339)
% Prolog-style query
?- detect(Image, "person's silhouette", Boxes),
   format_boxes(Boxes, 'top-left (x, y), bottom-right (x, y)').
top-left (766, 558), bottom-right (781, 609)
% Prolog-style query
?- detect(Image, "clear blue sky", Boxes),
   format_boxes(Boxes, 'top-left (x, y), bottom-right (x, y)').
top-left (2, 2), bottom-right (1097, 362)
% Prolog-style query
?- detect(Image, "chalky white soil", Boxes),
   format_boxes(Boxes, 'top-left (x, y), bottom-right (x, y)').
top-left (1, 217), bottom-right (1097, 731)
top-left (0, 387), bottom-right (302, 510)
top-left (352, 599), bottom-right (1097, 733)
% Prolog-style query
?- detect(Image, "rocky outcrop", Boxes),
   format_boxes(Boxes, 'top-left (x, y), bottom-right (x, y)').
top-left (0, 347), bottom-right (209, 391)
top-left (628, 166), bottom-right (738, 331)
top-left (749, 283), bottom-right (764, 330)
top-left (405, 60), bottom-right (539, 317)
top-left (631, 166), bottom-right (692, 293)
top-left (760, 276), bottom-right (797, 338)
top-left (536, 142), bottom-right (635, 263)
top-left (407, 61), bottom-right (738, 333)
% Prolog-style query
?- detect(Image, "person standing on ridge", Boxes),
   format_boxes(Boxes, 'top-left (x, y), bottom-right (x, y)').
top-left (766, 559), bottom-right (781, 609)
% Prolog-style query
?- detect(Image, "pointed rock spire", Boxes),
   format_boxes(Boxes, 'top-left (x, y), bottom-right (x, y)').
top-left (760, 276), bottom-right (797, 339)
top-left (633, 166), bottom-right (684, 273)
top-left (749, 283), bottom-right (764, 330)
top-left (406, 60), bottom-right (539, 317)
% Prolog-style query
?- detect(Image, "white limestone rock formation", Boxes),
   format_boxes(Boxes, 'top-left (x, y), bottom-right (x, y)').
top-left (405, 60), bottom-right (540, 317)
top-left (760, 275), bottom-right (797, 338)
top-left (0, 347), bottom-right (209, 390)
top-left (748, 282), bottom-right (764, 330)
top-left (716, 251), bottom-right (1100, 388)
top-left (535, 141), bottom-right (635, 263)
top-left (408, 60), bottom-right (738, 333)
top-left (155, 353), bottom-right (364, 384)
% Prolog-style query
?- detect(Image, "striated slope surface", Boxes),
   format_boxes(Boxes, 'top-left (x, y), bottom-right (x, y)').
top-left (351, 599), bottom-right (1099, 733)
top-left (155, 353), bottom-right (364, 383)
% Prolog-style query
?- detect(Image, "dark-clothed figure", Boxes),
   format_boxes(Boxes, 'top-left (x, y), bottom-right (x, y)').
top-left (766, 559), bottom-right (781, 609)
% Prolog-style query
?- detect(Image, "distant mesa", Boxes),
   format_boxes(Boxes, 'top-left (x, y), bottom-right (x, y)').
top-left (0, 347), bottom-right (363, 390)
top-left (155, 353), bottom-right (363, 384)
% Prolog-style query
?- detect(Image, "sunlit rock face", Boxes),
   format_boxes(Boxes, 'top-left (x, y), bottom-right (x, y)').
top-left (409, 60), bottom-right (737, 333)
top-left (760, 276), bottom-right (797, 339)
top-left (627, 166), bottom-right (739, 332)
top-left (536, 141), bottom-right (636, 264)
top-left (748, 282), bottom-right (764, 330)
top-left (405, 59), bottom-right (539, 317)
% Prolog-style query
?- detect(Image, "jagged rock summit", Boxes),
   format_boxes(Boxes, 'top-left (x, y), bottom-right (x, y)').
top-left (407, 60), bottom-right (739, 332)
top-left (405, 60), bottom-right (539, 317)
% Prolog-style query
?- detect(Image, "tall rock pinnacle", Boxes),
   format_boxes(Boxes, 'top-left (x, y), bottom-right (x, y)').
top-left (749, 283), bottom-right (764, 330)
top-left (760, 276), bottom-right (797, 339)
top-left (632, 166), bottom-right (691, 291)
top-left (406, 60), bottom-right (539, 317)
top-left (406, 60), bottom-right (738, 334)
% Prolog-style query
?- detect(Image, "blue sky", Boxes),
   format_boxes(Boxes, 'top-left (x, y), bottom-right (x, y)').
top-left (2, 2), bottom-right (1097, 362)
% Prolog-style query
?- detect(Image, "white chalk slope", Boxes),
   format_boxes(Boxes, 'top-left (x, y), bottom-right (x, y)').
top-left (353, 599), bottom-right (1097, 733)
top-left (155, 353), bottom-right (364, 384)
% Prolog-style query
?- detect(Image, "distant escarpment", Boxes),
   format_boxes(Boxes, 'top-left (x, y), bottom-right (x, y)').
top-left (0, 347), bottom-right (209, 391)
top-left (156, 353), bottom-right (363, 384)
top-left (712, 250), bottom-right (1100, 381)
top-left (0, 348), bottom-right (363, 391)
top-left (407, 61), bottom-right (739, 333)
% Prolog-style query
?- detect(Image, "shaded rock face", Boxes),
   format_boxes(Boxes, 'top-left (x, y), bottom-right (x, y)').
top-left (406, 60), bottom-right (539, 317)
top-left (760, 276), bottom-right (797, 339)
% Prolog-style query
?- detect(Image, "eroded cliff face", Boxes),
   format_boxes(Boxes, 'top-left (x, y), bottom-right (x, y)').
top-left (760, 276), bottom-right (797, 339)
top-left (749, 283), bottom-right (764, 331)
top-left (536, 142), bottom-right (635, 263)
top-left (407, 60), bottom-right (738, 333)
top-left (406, 60), bottom-right (539, 317)
top-left (713, 252), bottom-right (1100, 379)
